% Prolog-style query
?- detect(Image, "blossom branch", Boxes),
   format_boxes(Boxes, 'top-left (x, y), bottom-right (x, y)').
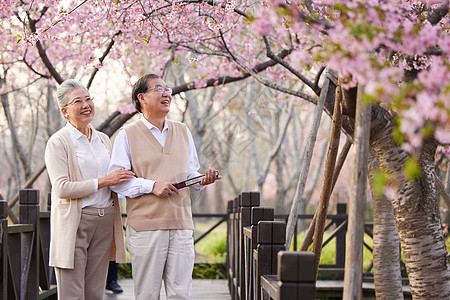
top-left (86, 31), bottom-right (122, 89)
top-left (263, 36), bottom-right (320, 96)
top-left (21, 49), bottom-right (51, 79)
top-left (41, 0), bottom-right (90, 34)
top-left (426, 1), bottom-right (449, 25)
top-left (25, 5), bottom-right (64, 84)
top-left (233, 55), bottom-right (318, 104)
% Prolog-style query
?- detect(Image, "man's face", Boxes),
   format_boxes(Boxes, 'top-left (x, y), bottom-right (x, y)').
top-left (138, 78), bottom-right (172, 118)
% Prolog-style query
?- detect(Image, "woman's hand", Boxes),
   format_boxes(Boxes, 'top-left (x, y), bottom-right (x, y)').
top-left (98, 169), bottom-right (135, 189)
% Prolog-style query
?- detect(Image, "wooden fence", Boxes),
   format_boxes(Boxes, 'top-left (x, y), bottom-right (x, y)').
top-left (226, 191), bottom-right (357, 300)
top-left (0, 190), bottom-right (56, 300)
top-left (2, 188), bottom-right (402, 299)
top-left (0, 189), bottom-right (233, 299)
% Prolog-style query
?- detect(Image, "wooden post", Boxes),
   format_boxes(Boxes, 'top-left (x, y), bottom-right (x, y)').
top-left (0, 196), bottom-right (8, 300)
top-left (39, 193), bottom-right (52, 290)
top-left (19, 189), bottom-right (40, 300)
top-left (335, 203), bottom-right (347, 268)
top-left (239, 192), bottom-right (260, 300)
top-left (254, 221), bottom-right (286, 300)
top-left (277, 251), bottom-right (317, 299)
top-left (285, 72), bottom-right (332, 250)
top-left (229, 197), bottom-right (238, 299)
top-left (343, 86), bottom-right (371, 300)
top-left (247, 207), bottom-right (273, 300)
top-left (227, 199), bottom-right (234, 296)
top-left (311, 80), bottom-right (342, 276)
top-left (233, 196), bottom-right (240, 299)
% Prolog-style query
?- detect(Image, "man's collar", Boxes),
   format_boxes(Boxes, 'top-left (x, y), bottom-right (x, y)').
top-left (141, 115), bottom-right (168, 132)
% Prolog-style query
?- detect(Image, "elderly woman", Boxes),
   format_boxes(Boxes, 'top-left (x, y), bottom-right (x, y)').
top-left (44, 79), bottom-right (134, 300)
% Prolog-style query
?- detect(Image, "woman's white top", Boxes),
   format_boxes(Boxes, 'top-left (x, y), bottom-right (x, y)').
top-left (65, 122), bottom-right (112, 208)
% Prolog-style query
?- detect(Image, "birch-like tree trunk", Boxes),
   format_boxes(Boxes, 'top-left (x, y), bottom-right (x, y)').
top-left (368, 151), bottom-right (404, 300)
top-left (369, 107), bottom-right (450, 298)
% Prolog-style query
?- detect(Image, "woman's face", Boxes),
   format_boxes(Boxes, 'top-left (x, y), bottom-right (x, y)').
top-left (61, 88), bottom-right (95, 129)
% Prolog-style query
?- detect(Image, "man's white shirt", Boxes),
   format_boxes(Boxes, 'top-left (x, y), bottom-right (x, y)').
top-left (108, 116), bottom-right (204, 198)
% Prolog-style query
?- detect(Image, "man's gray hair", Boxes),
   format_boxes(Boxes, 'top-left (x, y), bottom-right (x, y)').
top-left (56, 79), bottom-right (88, 109)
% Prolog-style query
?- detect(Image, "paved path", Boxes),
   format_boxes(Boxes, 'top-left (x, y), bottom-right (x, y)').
top-left (103, 279), bottom-right (231, 300)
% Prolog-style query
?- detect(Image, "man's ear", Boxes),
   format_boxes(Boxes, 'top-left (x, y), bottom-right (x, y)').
top-left (137, 93), bottom-right (145, 105)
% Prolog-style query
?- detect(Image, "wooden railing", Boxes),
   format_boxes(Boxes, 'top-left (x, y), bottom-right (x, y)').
top-left (2, 188), bottom-right (393, 299)
top-left (0, 190), bottom-right (56, 300)
top-left (226, 191), bottom-right (351, 300)
top-left (1, 189), bottom-right (230, 299)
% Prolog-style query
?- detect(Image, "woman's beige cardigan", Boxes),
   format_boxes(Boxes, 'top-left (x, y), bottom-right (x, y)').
top-left (45, 126), bottom-right (126, 269)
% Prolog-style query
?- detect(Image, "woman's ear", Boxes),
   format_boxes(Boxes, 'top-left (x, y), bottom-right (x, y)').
top-left (61, 107), bottom-right (68, 118)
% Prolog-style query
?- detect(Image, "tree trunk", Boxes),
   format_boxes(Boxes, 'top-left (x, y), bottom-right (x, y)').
top-left (368, 151), bottom-right (404, 300)
top-left (369, 106), bottom-right (450, 298)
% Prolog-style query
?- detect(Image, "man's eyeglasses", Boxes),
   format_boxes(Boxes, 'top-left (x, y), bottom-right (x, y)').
top-left (148, 85), bottom-right (173, 95)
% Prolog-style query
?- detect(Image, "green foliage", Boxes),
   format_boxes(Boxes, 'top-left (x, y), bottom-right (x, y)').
top-left (404, 157), bottom-right (422, 181)
top-left (372, 170), bottom-right (388, 197)
top-left (118, 263), bottom-right (132, 280)
top-left (192, 263), bottom-right (226, 279)
top-left (362, 93), bottom-right (378, 105)
top-left (295, 231), bottom-right (374, 273)
top-left (195, 231), bottom-right (227, 263)
top-left (393, 116), bottom-right (406, 145)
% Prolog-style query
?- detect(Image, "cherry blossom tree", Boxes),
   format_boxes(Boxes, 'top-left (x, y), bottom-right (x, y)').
top-left (1, 0), bottom-right (449, 298)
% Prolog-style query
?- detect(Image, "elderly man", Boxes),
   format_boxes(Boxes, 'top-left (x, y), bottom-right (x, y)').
top-left (108, 73), bottom-right (220, 300)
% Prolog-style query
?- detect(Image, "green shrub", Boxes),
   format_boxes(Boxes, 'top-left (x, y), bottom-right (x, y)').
top-left (192, 263), bottom-right (226, 279)
top-left (118, 263), bottom-right (132, 279)
top-left (195, 231), bottom-right (227, 263)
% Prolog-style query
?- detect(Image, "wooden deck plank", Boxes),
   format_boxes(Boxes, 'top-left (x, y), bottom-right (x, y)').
top-left (103, 279), bottom-right (231, 300)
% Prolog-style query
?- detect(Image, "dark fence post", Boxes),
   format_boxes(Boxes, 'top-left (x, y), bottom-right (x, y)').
top-left (19, 189), bottom-right (40, 300)
top-left (227, 199), bottom-right (234, 297)
top-left (234, 196), bottom-right (240, 299)
top-left (277, 251), bottom-right (316, 299)
top-left (254, 220), bottom-right (286, 300)
top-left (248, 207), bottom-right (273, 300)
top-left (239, 192), bottom-right (260, 300)
top-left (39, 193), bottom-right (53, 289)
top-left (335, 203), bottom-right (347, 268)
top-left (0, 196), bottom-right (7, 300)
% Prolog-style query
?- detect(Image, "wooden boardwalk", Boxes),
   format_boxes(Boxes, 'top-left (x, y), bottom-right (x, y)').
top-left (103, 279), bottom-right (231, 300)
top-left (103, 278), bottom-right (411, 300)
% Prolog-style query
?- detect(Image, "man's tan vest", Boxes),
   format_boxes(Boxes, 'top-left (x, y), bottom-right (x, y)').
top-left (124, 119), bottom-right (194, 231)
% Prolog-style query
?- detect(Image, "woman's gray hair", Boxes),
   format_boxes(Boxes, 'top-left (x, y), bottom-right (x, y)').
top-left (56, 79), bottom-right (89, 109)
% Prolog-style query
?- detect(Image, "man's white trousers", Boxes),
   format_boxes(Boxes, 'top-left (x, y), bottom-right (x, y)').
top-left (126, 226), bottom-right (195, 300)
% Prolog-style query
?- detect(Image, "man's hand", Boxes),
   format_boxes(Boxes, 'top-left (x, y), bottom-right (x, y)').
top-left (200, 168), bottom-right (222, 186)
top-left (152, 182), bottom-right (180, 198)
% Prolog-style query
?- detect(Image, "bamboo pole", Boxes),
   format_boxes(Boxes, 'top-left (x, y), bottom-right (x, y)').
top-left (300, 137), bottom-right (352, 251)
top-left (285, 71), bottom-right (333, 250)
top-left (311, 82), bottom-right (343, 275)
